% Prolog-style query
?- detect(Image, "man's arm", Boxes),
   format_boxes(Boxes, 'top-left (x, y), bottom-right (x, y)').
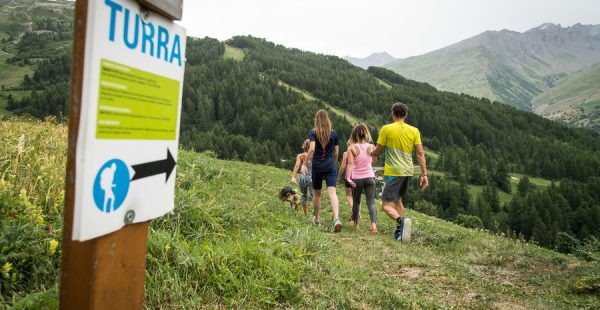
top-left (415, 144), bottom-right (428, 189)
top-left (371, 144), bottom-right (384, 157)
top-left (368, 144), bottom-right (377, 165)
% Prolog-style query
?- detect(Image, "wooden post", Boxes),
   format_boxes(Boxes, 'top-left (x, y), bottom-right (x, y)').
top-left (60, 1), bottom-right (182, 308)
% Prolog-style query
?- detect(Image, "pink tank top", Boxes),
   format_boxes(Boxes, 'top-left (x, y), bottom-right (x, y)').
top-left (351, 143), bottom-right (375, 179)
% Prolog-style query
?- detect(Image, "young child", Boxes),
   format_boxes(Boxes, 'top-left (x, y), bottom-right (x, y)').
top-left (337, 145), bottom-right (354, 218)
top-left (345, 123), bottom-right (378, 233)
top-left (303, 109), bottom-right (342, 232)
top-left (291, 139), bottom-right (313, 216)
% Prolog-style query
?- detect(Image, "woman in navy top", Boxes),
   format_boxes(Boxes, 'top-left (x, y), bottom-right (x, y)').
top-left (302, 109), bottom-right (342, 232)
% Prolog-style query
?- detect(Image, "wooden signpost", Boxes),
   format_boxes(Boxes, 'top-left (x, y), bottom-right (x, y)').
top-left (60, 0), bottom-right (184, 309)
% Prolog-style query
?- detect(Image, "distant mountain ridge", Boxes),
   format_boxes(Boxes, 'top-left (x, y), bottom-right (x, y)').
top-left (384, 23), bottom-right (600, 130)
top-left (344, 52), bottom-right (397, 69)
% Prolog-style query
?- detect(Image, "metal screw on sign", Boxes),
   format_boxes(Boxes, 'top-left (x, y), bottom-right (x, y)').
top-left (140, 7), bottom-right (150, 23)
top-left (124, 210), bottom-right (136, 224)
top-left (140, 7), bottom-right (150, 24)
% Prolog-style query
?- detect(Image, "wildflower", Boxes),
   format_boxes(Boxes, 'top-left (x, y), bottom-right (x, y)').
top-left (17, 134), bottom-right (25, 155)
top-left (19, 188), bottom-right (28, 200)
top-left (49, 239), bottom-right (59, 255)
top-left (2, 262), bottom-right (12, 279)
top-left (36, 215), bottom-right (45, 225)
top-left (165, 244), bottom-right (171, 252)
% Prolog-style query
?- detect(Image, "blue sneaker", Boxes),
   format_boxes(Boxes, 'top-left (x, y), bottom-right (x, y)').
top-left (333, 219), bottom-right (342, 232)
top-left (394, 218), bottom-right (404, 240)
top-left (394, 228), bottom-right (402, 240)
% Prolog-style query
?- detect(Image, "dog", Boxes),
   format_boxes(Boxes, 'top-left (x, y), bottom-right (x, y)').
top-left (278, 186), bottom-right (301, 210)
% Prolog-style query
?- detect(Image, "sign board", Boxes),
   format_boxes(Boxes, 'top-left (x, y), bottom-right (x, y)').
top-left (73, 0), bottom-right (186, 241)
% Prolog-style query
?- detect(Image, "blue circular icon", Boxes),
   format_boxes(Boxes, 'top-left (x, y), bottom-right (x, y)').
top-left (93, 159), bottom-right (130, 213)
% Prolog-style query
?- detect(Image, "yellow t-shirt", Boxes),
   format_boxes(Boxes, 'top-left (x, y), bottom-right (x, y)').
top-left (376, 121), bottom-right (422, 176)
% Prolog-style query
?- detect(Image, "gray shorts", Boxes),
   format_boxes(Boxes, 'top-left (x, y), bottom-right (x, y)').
top-left (299, 174), bottom-right (313, 204)
top-left (381, 176), bottom-right (411, 202)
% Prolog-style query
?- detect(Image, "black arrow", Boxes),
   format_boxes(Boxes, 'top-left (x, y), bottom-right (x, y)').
top-left (131, 149), bottom-right (176, 183)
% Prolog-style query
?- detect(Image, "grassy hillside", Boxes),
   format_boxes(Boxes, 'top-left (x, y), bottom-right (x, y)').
top-left (386, 45), bottom-right (499, 105)
top-left (2, 119), bottom-right (600, 308)
top-left (533, 63), bottom-right (600, 131)
top-left (277, 80), bottom-right (363, 125)
top-left (223, 44), bottom-right (245, 61)
top-left (0, 0), bottom-right (73, 116)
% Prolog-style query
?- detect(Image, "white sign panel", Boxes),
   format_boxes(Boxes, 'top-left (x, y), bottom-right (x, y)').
top-left (73, 0), bottom-right (186, 241)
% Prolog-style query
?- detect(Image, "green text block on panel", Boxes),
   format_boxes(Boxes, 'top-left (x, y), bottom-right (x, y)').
top-left (96, 59), bottom-right (179, 140)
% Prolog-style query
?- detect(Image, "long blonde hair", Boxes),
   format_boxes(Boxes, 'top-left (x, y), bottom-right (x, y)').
top-left (349, 123), bottom-right (372, 144)
top-left (301, 139), bottom-right (310, 152)
top-left (314, 109), bottom-right (332, 148)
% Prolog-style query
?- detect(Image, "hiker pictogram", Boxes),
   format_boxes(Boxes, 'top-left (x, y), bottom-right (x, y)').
top-left (93, 159), bottom-right (131, 213)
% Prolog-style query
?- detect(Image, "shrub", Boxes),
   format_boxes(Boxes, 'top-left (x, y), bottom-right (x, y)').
top-left (455, 214), bottom-right (483, 229)
top-left (413, 200), bottom-right (439, 217)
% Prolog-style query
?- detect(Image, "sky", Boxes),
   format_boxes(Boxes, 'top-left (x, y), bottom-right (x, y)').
top-left (180, 0), bottom-right (600, 59)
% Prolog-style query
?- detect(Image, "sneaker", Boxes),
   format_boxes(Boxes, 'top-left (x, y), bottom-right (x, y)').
top-left (401, 218), bottom-right (412, 243)
top-left (394, 218), bottom-right (404, 241)
top-left (369, 226), bottom-right (378, 234)
top-left (394, 226), bottom-right (402, 240)
top-left (333, 219), bottom-right (342, 232)
top-left (313, 216), bottom-right (321, 226)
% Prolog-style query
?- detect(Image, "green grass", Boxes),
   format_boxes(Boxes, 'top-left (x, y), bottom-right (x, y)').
top-left (375, 77), bottom-right (392, 89)
top-left (0, 94), bottom-right (10, 117)
top-left (0, 90), bottom-right (31, 116)
top-left (2, 119), bottom-right (599, 308)
top-left (323, 103), bottom-right (362, 125)
top-left (581, 100), bottom-right (600, 112)
top-left (277, 80), bottom-right (318, 101)
top-left (277, 80), bottom-right (362, 125)
top-left (423, 148), bottom-right (439, 159)
top-left (0, 55), bottom-right (35, 89)
top-left (509, 173), bottom-right (555, 188)
top-left (413, 168), bottom-right (555, 206)
top-left (468, 183), bottom-right (514, 205)
top-left (223, 44), bottom-right (245, 61)
top-left (532, 63), bottom-right (600, 130)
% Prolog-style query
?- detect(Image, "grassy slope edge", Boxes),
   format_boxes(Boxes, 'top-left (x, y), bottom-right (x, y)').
top-left (1, 119), bottom-right (598, 309)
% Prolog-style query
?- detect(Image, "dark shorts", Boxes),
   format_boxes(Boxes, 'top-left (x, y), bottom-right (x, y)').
top-left (381, 176), bottom-right (411, 202)
top-left (312, 168), bottom-right (337, 190)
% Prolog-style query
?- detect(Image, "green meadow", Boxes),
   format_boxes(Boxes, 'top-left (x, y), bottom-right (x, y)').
top-left (1, 119), bottom-right (599, 308)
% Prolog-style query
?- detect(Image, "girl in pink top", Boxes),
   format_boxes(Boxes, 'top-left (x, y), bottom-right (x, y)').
top-left (346, 123), bottom-right (378, 233)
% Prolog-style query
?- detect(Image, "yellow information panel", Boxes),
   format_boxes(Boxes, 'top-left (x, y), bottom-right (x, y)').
top-left (96, 59), bottom-right (179, 140)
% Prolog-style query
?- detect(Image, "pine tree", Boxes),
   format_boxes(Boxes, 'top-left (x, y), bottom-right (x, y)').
top-left (517, 176), bottom-right (532, 196)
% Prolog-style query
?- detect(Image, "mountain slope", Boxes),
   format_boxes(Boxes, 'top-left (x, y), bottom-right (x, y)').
top-left (0, 0), bottom-right (73, 116)
top-left (344, 52), bottom-right (397, 69)
top-left (532, 63), bottom-right (600, 131)
top-left (2, 1), bottom-right (600, 253)
top-left (386, 23), bottom-right (600, 115)
top-left (2, 119), bottom-right (600, 308)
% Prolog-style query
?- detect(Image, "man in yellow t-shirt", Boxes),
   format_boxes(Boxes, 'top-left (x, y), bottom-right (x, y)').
top-left (371, 102), bottom-right (428, 242)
